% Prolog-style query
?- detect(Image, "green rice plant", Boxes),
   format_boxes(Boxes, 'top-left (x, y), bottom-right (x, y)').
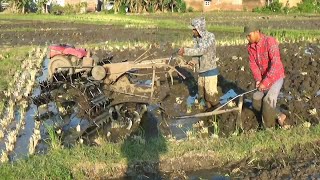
top-left (44, 123), bottom-right (61, 150)
top-left (212, 115), bottom-right (220, 137)
top-left (0, 47), bottom-right (31, 91)
top-left (0, 101), bottom-right (4, 113)
top-left (232, 122), bottom-right (242, 136)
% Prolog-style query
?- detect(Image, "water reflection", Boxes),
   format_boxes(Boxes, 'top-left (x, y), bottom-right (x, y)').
top-left (187, 169), bottom-right (231, 180)
top-left (10, 58), bottom-right (50, 161)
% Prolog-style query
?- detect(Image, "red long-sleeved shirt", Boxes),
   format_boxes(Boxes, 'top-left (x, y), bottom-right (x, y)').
top-left (247, 34), bottom-right (285, 89)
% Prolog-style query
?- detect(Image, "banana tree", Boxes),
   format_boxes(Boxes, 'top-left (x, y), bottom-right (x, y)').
top-left (21, 0), bottom-right (30, 13)
top-left (113, 0), bottom-right (122, 13)
top-left (136, 0), bottom-right (144, 13)
top-left (147, 0), bottom-right (160, 12)
top-left (36, 0), bottom-right (49, 13)
top-left (159, 0), bottom-right (165, 11)
top-left (153, 0), bottom-right (162, 12)
top-left (101, 0), bottom-right (106, 11)
top-left (127, 0), bottom-right (134, 12)
top-left (164, 0), bottom-right (174, 12)
top-left (113, 0), bottom-right (182, 13)
top-left (7, 0), bottom-right (30, 13)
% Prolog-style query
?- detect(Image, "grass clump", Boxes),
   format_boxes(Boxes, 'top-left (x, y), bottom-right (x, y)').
top-left (1, 123), bottom-right (320, 179)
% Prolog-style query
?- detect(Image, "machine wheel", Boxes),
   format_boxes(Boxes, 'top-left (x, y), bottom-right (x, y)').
top-left (91, 65), bottom-right (106, 81)
top-left (48, 55), bottom-right (74, 80)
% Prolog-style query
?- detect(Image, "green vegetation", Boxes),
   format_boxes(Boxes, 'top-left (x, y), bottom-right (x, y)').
top-left (0, 46), bottom-right (31, 91)
top-left (44, 123), bottom-right (62, 150)
top-left (0, 46), bottom-right (32, 113)
top-left (296, 0), bottom-right (320, 13)
top-left (50, 2), bottom-right (88, 15)
top-left (253, 0), bottom-right (320, 13)
top-left (1, 0), bottom-right (187, 14)
top-left (0, 101), bottom-right (4, 113)
top-left (0, 123), bottom-right (319, 179)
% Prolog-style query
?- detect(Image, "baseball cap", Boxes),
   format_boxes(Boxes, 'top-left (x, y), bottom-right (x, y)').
top-left (243, 24), bottom-right (261, 35)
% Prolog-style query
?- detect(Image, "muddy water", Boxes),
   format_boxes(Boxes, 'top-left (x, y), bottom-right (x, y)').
top-left (10, 105), bottom-right (36, 160)
top-left (168, 117), bottom-right (199, 140)
top-left (187, 169), bottom-right (230, 180)
top-left (9, 59), bottom-right (50, 160)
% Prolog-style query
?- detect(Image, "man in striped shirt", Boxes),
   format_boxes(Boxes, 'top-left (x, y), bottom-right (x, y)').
top-left (244, 24), bottom-right (287, 128)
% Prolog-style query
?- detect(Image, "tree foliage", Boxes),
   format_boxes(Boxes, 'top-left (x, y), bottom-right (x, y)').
top-left (6, 0), bottom-right (30, 13)
top-left (111, 0), bottom-right (187, 13)
top-left (253, 0), bottom-right (320, 13)
top-left (296, 0), bottom-right (320, 13)
top-left (2, 0), bottom-right (188, 14)
top-left (4, 0), bottom-right (49, 13)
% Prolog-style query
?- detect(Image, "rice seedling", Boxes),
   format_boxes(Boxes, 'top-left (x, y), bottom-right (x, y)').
top-left (211, 115), bottom-right (220, 138)
top-left (308, 108), bottom-right (317, 115)
top-left (0, 130), bottom-right (4, 139)
top-left (0, 151), bottom-right (8, 163)
top-left (44, 123), bottom-right (61, 151)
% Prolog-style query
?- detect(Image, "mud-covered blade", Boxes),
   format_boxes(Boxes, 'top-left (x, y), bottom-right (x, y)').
top-left (31, 93), bottom-right (53, 106)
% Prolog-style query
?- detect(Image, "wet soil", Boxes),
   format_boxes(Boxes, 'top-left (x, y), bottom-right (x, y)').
top-left (0, 18), bottom-right (319, 178)
top-left (183, 141), bottom-right (320, 180)
top-left (107, 41), bottom-right (320, 136)
top-left (110, 140), bottom-right (320, 180)
top-left (145, 13), bottom-right (320, 30)
top-left (1, 16), bottom-right (320, 47)
top-left (231, 141), bottom-right (320, 179)
top-left (0, 20), bottom-right (190, 46)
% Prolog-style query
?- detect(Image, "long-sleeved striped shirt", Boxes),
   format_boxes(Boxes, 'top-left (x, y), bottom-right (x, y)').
top-left (247, 34), bottom-right (285, 89)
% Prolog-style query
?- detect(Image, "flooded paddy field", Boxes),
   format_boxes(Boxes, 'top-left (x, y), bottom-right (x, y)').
top-left (0, 14), bottom-right (319, 179)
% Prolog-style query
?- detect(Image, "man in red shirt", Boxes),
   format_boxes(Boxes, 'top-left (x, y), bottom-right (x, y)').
top-left (244, 25), bottom-right (287, 128)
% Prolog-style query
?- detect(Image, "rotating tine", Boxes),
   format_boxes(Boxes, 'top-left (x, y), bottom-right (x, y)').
top-left (91, 95), bottom-right (108, 105)
top-left (61, 70), bottom-right (68, 81)
top-left (53, 72), bottom-right (59, 83)
top-left (31, 93), bottom-right (52, 106)
top-left (39, 80), bottom-right (50, 92)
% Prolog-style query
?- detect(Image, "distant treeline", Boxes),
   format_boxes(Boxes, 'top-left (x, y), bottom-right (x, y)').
top-left (0, 0), bottom-right (189, 14)
top-left (0, 0), bottom-right (50, 13)
top-left (0, 0), bottom-right (318, 14)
